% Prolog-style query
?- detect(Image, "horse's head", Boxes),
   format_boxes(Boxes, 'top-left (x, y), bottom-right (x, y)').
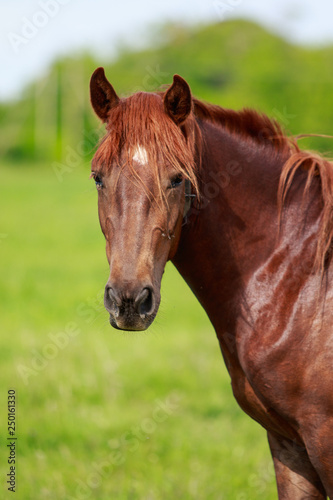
top-left (90, 68), bottom-right (198, 331)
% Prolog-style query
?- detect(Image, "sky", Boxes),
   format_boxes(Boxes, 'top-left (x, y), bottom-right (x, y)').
top-left (2, 0), bottom-right (333, 101)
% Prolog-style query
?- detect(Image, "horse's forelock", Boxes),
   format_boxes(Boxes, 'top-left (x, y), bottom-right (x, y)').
top-left (93, 91), bottom-right (200, 197)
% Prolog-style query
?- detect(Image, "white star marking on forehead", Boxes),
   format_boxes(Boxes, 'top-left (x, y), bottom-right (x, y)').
top-left (132, 145), bottom-right (148, 165)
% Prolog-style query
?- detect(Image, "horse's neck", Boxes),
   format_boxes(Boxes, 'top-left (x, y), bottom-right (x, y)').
top-left (172, 121), bottom-right (290, 330)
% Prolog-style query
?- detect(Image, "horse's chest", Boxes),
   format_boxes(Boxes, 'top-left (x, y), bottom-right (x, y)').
top-left (219, 339), bottom-right (299, 440)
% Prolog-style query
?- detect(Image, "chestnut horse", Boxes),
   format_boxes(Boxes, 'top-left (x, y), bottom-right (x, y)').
top-left (89, 67), bottom-right (333, 499)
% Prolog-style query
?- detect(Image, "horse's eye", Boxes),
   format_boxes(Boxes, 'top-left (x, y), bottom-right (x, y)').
top-left (170, 174), bottom-right (183, 189)
top-left (91, 172), bottom-right (103, 189)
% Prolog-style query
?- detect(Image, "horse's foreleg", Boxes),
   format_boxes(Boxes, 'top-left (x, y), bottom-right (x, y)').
top-left (267, 431), bottom-right (326, 499)
top-left (301, 418), bottom-right (333, 498)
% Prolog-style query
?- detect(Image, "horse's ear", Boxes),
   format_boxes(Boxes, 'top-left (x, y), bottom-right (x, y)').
top-left (164, 74), bottom-right (192, 125)
top-left (90, 67), bottom-right (119, 122)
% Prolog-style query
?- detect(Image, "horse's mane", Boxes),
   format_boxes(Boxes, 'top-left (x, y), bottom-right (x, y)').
top-left (278, 151), bottom-right (333, 271)
top-left (192, 98), bottom-right (333, 271)
top-left (93, 89), bottom-right (333, 271)
top-left (192, 98), bottom-right (292, 155)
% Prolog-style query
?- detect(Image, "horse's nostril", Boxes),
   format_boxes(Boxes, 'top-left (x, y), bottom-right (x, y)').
top-left (136, 287), bottom-right (154, 317)
top-left (104, 285), bottom-right (121, 317)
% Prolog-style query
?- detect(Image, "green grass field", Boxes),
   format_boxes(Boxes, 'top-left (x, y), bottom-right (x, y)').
top-left (0, 162), bottom-right (277, 499)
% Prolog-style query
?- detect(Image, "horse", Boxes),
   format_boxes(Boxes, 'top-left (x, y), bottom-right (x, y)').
top-left (89, 67), bottom-right (333, 499)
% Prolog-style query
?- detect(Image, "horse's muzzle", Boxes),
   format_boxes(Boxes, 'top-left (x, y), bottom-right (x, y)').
top-left (104, 283), bottom-right (158, 331)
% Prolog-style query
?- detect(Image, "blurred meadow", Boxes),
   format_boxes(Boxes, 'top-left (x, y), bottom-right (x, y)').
top-left (2, 15), bottom-right (333, 500)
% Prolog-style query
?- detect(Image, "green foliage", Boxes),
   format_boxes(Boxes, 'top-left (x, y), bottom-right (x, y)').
top-left (2, 20), bottom-right (333, 164)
